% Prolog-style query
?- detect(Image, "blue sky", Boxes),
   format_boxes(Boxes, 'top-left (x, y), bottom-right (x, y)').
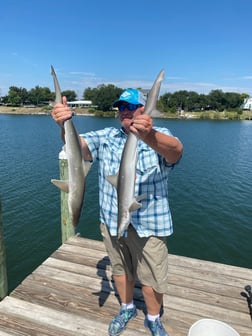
top-left (1, 0), bottom-right (252, 97)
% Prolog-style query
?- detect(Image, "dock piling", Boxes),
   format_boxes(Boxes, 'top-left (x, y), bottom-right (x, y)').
top-left (59, 149), bottom-right (75, 243)
top-left (0, 198), bottom-right (8, 299)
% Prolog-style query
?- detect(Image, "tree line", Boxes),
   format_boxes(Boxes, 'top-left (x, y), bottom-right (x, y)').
top-left (0, 84), bottom-right (249, 113)
top-left (0, 86), bottom-right (77, 107)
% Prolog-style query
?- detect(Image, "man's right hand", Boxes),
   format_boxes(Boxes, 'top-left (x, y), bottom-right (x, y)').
top-left (51, 96), bottom-right (73, 127)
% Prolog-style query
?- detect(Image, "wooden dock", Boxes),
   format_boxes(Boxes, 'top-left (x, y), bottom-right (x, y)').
top-left (0, 236), bottom-right (251, 335)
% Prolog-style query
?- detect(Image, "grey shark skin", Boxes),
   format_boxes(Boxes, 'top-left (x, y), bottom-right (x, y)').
top-left (106, 69), bottom-right (165, 238)
top-left (50, 65), bottom-right (91, 226)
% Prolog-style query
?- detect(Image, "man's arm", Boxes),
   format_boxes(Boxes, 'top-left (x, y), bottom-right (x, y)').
top-left (130, 114), bottom-right (183, 164)
top-left (52, 97), bottom-right (93, 161)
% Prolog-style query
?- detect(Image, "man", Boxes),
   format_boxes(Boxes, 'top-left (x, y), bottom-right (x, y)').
top-left (52, 88), bottom-right (183, 336)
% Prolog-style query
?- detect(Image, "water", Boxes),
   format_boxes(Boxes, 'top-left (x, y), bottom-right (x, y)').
top-left (0, 115), bottom-right (251, 293)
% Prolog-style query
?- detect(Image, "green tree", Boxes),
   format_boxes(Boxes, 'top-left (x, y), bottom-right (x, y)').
top-left (159, 90), bottom-right (246, 113)
top-left (198, 94), bottom-right (210, 110)
top-left (84, 84), bottom-right (123, 111)
top-left (84, 87), bottom-right (98, 103)
top-left (159, 93), bottom-right (175, 112)
top-left (61, 90), bottom-right (77, 102)
top-left (224, 92), bottom-right (243, 109)
top-left (1, 95), bottom-right (8, 104)
top-left (28, 86), bottom-right (53, 105)
top-left (208, 90), bottom-right (226, 111)
top-left (7, 86), bottom-right (28, 106)
top-left (240, 92), bottom-right (249, 101)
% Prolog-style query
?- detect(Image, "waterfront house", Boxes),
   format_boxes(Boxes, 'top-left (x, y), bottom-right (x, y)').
top-left (241, 97), bottom-right (252, 110)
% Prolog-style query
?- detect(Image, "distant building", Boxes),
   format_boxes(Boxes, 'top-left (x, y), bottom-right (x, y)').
top-left (241, 97), bottom-right (252, 110)
top-left (67, 100), bottom-right (92, 108)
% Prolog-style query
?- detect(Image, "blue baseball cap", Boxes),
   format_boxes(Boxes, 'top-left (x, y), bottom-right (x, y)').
top-left (113, 88), bottom-right (146, 107)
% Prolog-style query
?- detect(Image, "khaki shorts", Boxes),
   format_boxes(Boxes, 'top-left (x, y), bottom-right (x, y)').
top-left (100, 223), bottom-right (169, 294)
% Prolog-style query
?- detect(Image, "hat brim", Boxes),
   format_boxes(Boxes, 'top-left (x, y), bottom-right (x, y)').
top-left (113, 100), bottom-right (124, 108)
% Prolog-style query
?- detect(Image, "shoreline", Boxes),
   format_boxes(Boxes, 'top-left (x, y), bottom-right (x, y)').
top-left (0, 106), bottom-right (93, 116)
top-left (0, 106), bottom-right (48, 115)
top-left (0, 106), bottom-right (251, 120)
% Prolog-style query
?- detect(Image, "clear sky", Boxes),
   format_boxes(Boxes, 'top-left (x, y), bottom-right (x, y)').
top-left (1, 0), bottom-right (252, 98)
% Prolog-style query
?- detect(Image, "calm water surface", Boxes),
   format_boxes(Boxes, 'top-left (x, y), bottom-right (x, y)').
top-left (0, 114), bottom-right (251, 292)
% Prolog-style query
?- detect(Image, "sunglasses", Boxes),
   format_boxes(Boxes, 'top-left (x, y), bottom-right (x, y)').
top-left (118, 103), bottom-right (142, 112)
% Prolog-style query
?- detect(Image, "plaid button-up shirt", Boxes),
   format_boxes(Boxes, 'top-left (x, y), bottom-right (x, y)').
top-left (82, 126), bottom-right (177, 237)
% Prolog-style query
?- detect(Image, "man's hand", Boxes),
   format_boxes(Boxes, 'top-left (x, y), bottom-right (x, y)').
top-left (51, 96), bottom-right (73, 127)
top-left (130, 114), bottom-right (153, 140)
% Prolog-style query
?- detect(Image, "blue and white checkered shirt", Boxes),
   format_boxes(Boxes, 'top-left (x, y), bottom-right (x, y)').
top-left (82, 126), bottom-right (176, 237)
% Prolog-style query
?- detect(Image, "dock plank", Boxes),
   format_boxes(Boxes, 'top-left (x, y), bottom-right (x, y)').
top-left (0, 236), bottom-right (251, 335)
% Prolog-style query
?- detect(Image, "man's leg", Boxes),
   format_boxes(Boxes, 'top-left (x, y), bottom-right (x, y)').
top-left (113, 274), bottom-right (135, 304)
top-left (108, 274), bottom-right (137, 336)
top-left (142, 286), bottom-right (168, 336)
top-left (142, 285), bottom-right (163, 315)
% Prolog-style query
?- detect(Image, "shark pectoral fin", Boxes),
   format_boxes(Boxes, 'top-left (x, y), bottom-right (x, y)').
top-left (51, 179), bottom-right (69, 193)
top-left (83, 160), bottom-right (92, 176)
top-left (129, 194), bottom-right (146, 212)
top-left (129, 200), bottom-right (142, 212)
top-left (136, 193), bottom-right (147, 202)
top-left (106, 172), bottom-right (119, 188)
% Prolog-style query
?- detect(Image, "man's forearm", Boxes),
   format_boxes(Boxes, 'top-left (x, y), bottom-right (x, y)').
top-left (144, 129), bottom-right (183, 164)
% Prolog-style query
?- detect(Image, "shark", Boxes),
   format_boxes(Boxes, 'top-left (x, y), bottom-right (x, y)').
top-left (106, 69), bottom-right (165, 238)
top-left (50, 65), bottom-right (91, 226)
